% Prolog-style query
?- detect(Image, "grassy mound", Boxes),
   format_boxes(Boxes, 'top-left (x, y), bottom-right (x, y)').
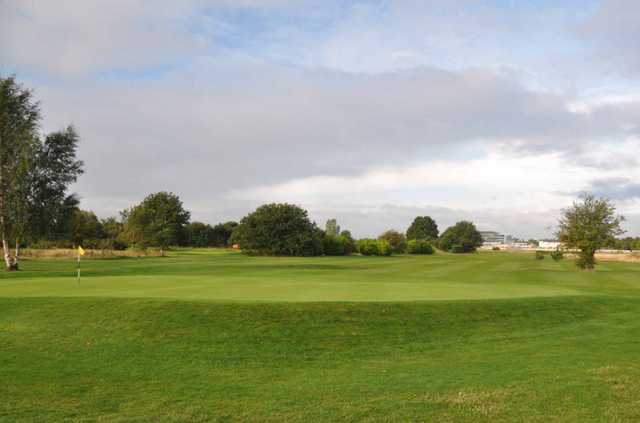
top-left (2, 296), bottom-right (640, 422)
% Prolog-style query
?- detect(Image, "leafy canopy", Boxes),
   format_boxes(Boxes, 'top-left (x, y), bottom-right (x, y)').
top-left (438, 221), bottom-right (482, 253)
top-left (557, 194), bottom-right (624, 269)
top-left (123, 192), bottom-right (190, 251)
top-left (233, 203), bottom-right (323, 256)
top-left (406, 216), bottom-right (439, 241)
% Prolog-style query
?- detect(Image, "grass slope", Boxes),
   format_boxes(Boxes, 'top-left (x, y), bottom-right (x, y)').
top-left (1, 250), bottom-right (640, 421)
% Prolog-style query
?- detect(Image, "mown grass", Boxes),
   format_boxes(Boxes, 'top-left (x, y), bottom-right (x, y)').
top-left (1, 250), bottom-right (640, 421)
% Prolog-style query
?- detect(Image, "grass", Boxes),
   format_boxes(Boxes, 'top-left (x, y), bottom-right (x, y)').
top-left (1, 250), bottom-right (640, 421)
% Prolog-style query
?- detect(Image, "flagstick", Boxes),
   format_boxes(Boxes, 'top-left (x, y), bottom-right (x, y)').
top-left (77, 253), bottom-right (81, 286)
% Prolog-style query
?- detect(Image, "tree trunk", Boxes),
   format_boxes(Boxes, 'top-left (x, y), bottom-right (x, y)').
top-left (2, 238), bottom-right (13, 271)
top-left (12, 239), bottom-right (19, 270)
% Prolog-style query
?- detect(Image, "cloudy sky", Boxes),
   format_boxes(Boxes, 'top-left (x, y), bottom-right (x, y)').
top-left (2, 0), bottom-right (640, 238)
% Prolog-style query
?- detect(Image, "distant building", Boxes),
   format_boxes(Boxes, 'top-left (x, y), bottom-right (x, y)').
top-left (480, 231), bottom-right (507, 245)
top-left (538, 241), bottom-right (562, 250)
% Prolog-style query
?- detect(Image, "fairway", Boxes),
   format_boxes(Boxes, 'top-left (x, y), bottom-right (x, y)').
top-left (2, 250), bottom-right (640, 421)
top-left (1, 249), bottom-right (639, 301)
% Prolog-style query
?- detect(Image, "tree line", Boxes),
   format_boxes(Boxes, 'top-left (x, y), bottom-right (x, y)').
top-left (0, 75), bottom-right (631, 271)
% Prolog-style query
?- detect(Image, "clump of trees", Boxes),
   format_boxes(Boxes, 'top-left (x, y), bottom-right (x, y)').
top-left (378, 230), bottom-right (407, 254)
top-left (1, 76), bottom-right (84, 270)
top-left (438, 221), bottom-right (483, 253)
top-left (557, 194), bottom-right (625, 269)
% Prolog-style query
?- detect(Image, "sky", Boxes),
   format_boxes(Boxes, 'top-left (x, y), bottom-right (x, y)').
top-left (2, 0), bottom-right (640, 239)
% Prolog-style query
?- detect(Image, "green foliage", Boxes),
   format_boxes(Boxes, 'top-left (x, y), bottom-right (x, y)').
top-left (356, 238), bottom-right (392, 256)
top-left (407, 239), bottom-right (435, 255)
top-left (406, 216), bottom-right (439, 241)
top-left (550, 249), bottom-right (564, 261)
top-left (557, 194), bottom-right (625, 269)
top-left (325, 219), bottom-right (341, 237)
top-left (323, 235), bottom-right (345, 256)
top-left (0, 76), bottom-right (84, 269)
top-left (535, 251), bottom-right (545, 260)
top-left (492, 246), bottom-right (501, 251)
top-left (377, 239), bottom-right (393, 256)
top-left (339, 230), bottom-right (357, 255)
top-left (122, 192), bottom-right (190, 253)
top-left (232, 203), bottom-right (323, 256)
top-left (211, 221), bottom-right (238, 247)
top-left (185, 222), bottom-right (215, 247)
top-left (357, 239), bottom-right (379, 256)
top-left (29, 127), bottom-right (85, 240)
top-left (378, 229), bottom-right (407, 253)
top-left (528, 239), bottom-right (540, 247)
top-left (438, 221), bottom-right (483, 253)
top-left (68, 210), bottom-right (103, 246)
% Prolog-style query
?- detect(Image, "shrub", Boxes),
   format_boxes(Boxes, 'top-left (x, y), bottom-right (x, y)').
top-left (492, 246), bottom-right (500, 251)
top-left (339, 231), bottom-right (357, 255)
top-left (535, 251), bottom-right (545, 260)
top-left (377, 240), bottom-right (393, 256)
top-left (550, 249), bottom-right (564, 261)
top-left (438, 221), bottom-right (483, 253)
top-left (323, 235), bottom-right (346, 256)
top-left (407, 240), bottom-right (435, 255)
top-left (378, 230), bottom-right (407, 253)
top-left (357, 239), bottom-right (379, 256)
top-left (233, 203), bottom-right (323, 256)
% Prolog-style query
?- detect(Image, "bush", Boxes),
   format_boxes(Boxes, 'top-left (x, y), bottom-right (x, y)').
top-left (377, 240), bottom-right (393, 256)
top-left (407, 240), bottom-right (435, 255)
top-left (357, 239), bottom-right (380, 256)
top-left (323, 235), bottom-right (346, 256)
top-left (378, 230), bottom-right (407, 253)
top-left (492, 246), bottom-right (500, 251)
top-left (438, 221), bottom-right (483, 253)
top-left (550, 249), bottom-right (564, 261)
top-left (232, 203), bottom-right (323, 256)
top-left (535, 251), bottom-right (545, 260)
top-left (339, 231), bottom-right (357, 255)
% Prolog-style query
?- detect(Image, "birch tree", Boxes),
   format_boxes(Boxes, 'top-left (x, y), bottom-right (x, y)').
top-left (0, 76), bottom-right (84, 270)
top-left (0, 76), bottom-right (40, 270)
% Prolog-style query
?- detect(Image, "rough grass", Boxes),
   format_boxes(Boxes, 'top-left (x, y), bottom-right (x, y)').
top-left (1, 250), bottom-right (640, 421)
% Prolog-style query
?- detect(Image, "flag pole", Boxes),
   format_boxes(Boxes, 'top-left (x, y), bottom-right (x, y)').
top-left (77, 251), bottom-right (81, 286)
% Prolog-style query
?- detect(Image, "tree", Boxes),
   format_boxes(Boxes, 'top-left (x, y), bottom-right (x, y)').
top-left (325, 219), bottom-right (341, 237)
top-left (232, 203), bottom-right (323, 256)
top-left (0, 76), bottom-right (40, 270)
top-left (122, 192), bottom-right (190, 255)
top-left (28, 127), bottom-right (84, 241)
top-left (406, 216), bottom-right (439, 241)
top-left (339, 230), bottom-right (357, 255)
top-left (185, 222), bottom-right (214, 247)
top-left (378, 229), bottom-right (407, 253)
top-left (210, 221), bottom-right (238, 246)
top-left (438, 221), bottom-right (482, 253)
top-left (557, 194), bottom-right (624, 269)
top-left (68, 210), bottom-right (103, 246)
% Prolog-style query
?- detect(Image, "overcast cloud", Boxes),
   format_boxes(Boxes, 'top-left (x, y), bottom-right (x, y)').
top-left (2, 0), bottom-right (639, 238)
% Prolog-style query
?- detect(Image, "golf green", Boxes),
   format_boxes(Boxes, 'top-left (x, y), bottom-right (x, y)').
top-left (1, 250), bottom-right (639, 421)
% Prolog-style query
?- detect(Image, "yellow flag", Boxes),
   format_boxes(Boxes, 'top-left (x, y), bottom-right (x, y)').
top-left (78, 246), bottom-right (86, 256)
